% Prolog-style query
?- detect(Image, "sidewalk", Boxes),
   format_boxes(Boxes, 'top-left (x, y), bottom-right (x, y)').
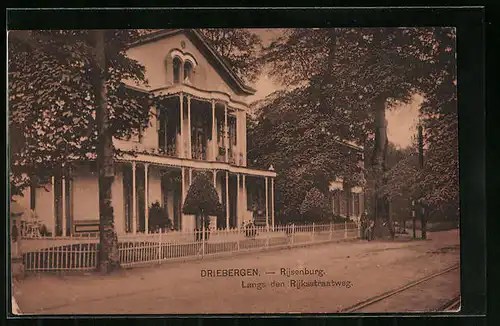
top-left (12, 296), bottom-right (22, 315)
top-left (13, 229), bottom-right (459, 314)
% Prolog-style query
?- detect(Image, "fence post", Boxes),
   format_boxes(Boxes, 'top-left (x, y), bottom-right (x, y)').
top-left (344, 220), bottom-right (348, 239)
top-left (202, 222), bottom-right (206, 257)
top-left (266, 225), bottom-right (269, 249)
top-left (158, 229), bottom-right (162, 264)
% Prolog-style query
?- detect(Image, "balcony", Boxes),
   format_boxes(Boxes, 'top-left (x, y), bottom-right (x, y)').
top-left (158, 144), bottom-right (178, 158)
top-left (192, 146), bottom-right (207, 161)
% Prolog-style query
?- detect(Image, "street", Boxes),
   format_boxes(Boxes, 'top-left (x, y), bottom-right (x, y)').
top-left (13, 229), bottom-right (459, 314)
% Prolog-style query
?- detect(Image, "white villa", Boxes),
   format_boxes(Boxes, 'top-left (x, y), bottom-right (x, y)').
top-left (328, 139), bottom-right (366, 225)
top-left (13, 29), bottom-right (277, 236)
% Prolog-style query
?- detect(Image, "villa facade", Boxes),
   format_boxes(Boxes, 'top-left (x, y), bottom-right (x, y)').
top-left (14, 29), bottom-right (277, 235)
top-left (328, 140), bottom-right (366, 224)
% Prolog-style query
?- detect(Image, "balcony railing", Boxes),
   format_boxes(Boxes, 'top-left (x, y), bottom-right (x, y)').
top-left (213, 147), bottom-right (243, 165)
top-left (158, 145), bottom-right (178, 157)
top-left (192, 147), bottom-right (207, 161)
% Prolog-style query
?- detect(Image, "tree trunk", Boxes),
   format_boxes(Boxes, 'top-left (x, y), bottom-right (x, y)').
top-left (318, 29), bottom-right (337, 115)
top-left (371, 95), bottom-right (392, 239)
top-left (417, 124), bottom-right (427, 240)
top-left (94, 30), bottom-right (120, 273)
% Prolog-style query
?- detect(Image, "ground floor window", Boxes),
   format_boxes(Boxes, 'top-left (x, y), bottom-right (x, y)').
top-left (353, 193), bottom-right (360, 216)
top-left (123, 166), bottom-right (133, 233)
top-left (340, 191), bottom-right (347, 216)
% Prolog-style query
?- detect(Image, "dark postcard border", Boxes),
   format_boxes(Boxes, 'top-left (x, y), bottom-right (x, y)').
top-left (5, 7), bottom-right (486, 324)
top-left (6, 7), bottom-right (485, 30)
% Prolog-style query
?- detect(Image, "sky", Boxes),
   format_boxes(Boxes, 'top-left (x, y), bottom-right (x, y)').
top-left (247, 28), bottom-right (422, 149)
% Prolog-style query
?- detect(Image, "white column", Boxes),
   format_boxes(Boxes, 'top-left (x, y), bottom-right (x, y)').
top-left (225, 171), bottom-right (229, 230)
top-left (62, 174), bottom-right (66, 236)
top-left (68, 166), bottom-right (73, 233)
top-left (51, 176), bottom-right (56, 236)
top-left (224, 104), bottom-right (228, 163)
top-left (181, 167), bottom-right (185, 233)
top-left (179, 93), bottom-right (184, 158)
top-left (187, 95), bottom-right (192, 159)
top-left (212, 100), bottom-right (217, 161)
top-left (241, 111), bottom-right (247, 166)
top-left (237, 111), bottom-right (243, 165)
top-left (271, 177), bottom-right (275, 227)
top-left (242, 175), bottom-right (247, 221)
top-left (132, 162), bottom-right (137, 234)
top-left (236, 174), bottom-right (240, 227)
top-left (144, 163), bottom-right (149, 234)
top-left (181, 167), bottom-right (186, 201)
top-left (352, 193), bottom-right (356, 218)
top-left (265, 177), bottom-right (269, 229)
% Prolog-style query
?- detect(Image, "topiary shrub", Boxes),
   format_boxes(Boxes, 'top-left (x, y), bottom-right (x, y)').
top-left (300, 187), bottom-right (330, 223)
top-left (182, 172), bottom-right (224, 241)
top-left (148, 201), bottom-right (172, 232)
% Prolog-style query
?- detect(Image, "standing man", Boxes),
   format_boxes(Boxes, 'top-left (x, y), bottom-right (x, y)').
top-left (364, 219), bottom-right (375, 241)
top-left (360, 211), bottom-right (367, 240)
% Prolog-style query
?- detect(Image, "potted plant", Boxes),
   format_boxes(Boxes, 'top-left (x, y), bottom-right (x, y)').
top-left (148, 201), bottom-right (172, 232)
top-left (244, 221), bottom-right (258, 238)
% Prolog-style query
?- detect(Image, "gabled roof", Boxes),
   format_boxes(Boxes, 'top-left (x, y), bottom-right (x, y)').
top-left (128, 29), bottom-right (257, 95)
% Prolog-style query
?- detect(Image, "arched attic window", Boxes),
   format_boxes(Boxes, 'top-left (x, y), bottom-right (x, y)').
top-left (173, 56), bottom-right (182, 84)
top-left (184, 60), bottom-right (193, 83)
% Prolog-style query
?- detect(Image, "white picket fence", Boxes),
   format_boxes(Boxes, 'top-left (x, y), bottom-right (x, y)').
top-left (20, 234), bottom-right (99, 272)
top-left (19, 222), bottom-right (360, 271)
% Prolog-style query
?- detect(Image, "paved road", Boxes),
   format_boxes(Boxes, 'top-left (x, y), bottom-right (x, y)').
top-left (13, 230), bottom-right (459, 315)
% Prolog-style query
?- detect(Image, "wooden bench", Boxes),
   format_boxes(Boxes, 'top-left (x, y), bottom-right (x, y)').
top-left (73, 220), bottom-right (100, 234)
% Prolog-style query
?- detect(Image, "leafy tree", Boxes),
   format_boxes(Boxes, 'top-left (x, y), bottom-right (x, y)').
top-left (198, 29), bottom-right (263, 83)
top-left (377, 143), bottom-right (419, 226)
top-left (299, 187), bottom-right (330, 223)
top-left (258, 27), bottom-right (456, 238)
top-left (377, 28), bottom-right (458, 225)
top-left (416, 28), bottom-right (458, 218)
top-left (9, 30), bottom-right (152, 272)
top-left (248, 88), bottom-right (363, 224)
top-left (182, 172), bottom-right (224, 232)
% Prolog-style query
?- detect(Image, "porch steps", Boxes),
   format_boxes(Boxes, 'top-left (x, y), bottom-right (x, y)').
top-left (253, 217), bottom-right (268, 227)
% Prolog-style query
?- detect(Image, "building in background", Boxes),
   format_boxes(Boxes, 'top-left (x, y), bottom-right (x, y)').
top-left (329, 139), bottom-right (365, 224)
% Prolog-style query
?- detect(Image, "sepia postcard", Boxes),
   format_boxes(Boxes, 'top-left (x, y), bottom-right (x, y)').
top-left (8, 25), bottom-right (462, 315)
